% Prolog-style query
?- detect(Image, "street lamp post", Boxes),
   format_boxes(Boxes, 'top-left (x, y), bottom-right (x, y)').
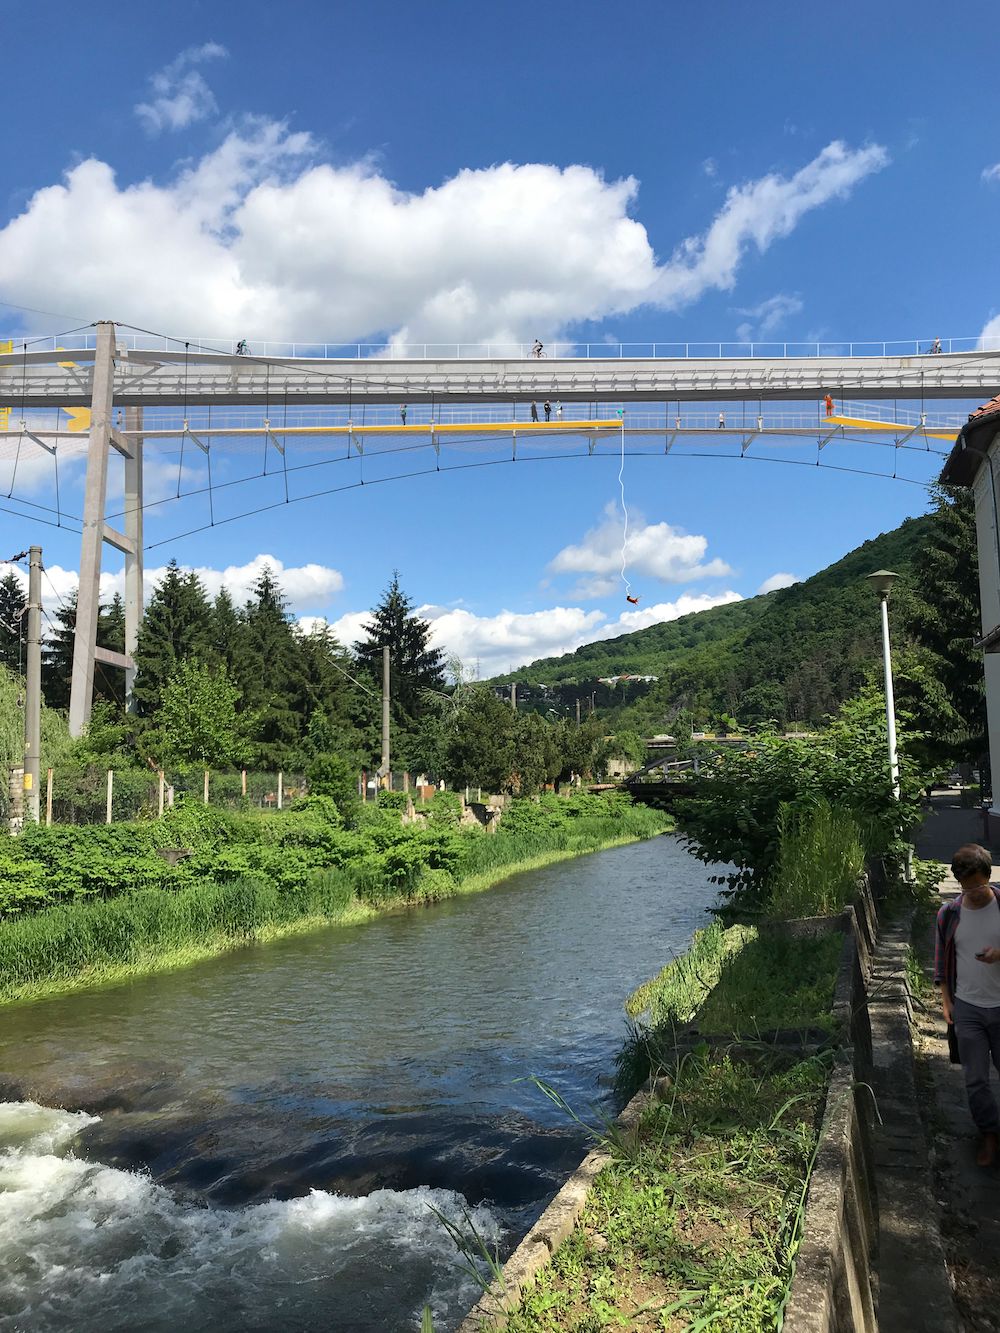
top-left (866, 569), bottom-right (901, 800)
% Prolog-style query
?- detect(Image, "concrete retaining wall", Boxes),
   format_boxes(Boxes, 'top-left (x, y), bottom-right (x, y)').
top-left (456, 1090), bottom-right (648, 1333)
top-left (783, 1065), bottom-right (879, 1333)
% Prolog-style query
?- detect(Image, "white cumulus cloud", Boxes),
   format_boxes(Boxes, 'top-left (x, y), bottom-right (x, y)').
top-left (549, 504), bottom-right (732, 597)
top-left (757, 572), bottom-right (800, 594)
top-left (135, 42), bottom-right (228, 134)
top-left (0, 133), bottom-right (888, 344)
top-left (2, 554), bottom-right (345, 623)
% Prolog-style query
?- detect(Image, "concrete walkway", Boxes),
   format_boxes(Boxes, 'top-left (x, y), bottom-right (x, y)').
top-left (870, 914), bottom-right (957, 1332)
top-left (913, 791), bottom-right (1000, 1332)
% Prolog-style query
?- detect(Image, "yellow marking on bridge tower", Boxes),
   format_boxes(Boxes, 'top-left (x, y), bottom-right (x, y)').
top-left (54, 349), bottom-right (91, 432)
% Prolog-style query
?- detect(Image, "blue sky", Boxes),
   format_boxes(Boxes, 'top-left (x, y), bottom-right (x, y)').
top-left (0, 1), bottom-right (996, 674)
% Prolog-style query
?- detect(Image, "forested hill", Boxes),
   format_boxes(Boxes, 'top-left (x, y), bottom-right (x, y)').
top-left (499, 507), bottom-right (959, 731)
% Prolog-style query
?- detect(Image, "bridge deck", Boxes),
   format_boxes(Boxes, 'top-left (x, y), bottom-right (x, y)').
top-left (2, 348), bottom-right (998, 409)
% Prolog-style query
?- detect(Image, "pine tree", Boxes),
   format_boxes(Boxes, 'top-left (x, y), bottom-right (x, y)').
top-left (354, 572), bottom-right (446, 720)
top-left (0, 571), bottom-right (26, 675)
top-left (132, 561), bottom-right (213, 716)
top-left (209, 587), bottom-right (244, 676)
top-left (42, 588), bottom-right (124, 711)
top-left (239, 565), bottom-right (303, 768)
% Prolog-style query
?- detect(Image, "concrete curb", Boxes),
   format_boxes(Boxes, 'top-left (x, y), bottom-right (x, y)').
top-left (456, 1090), bottom-right (649, 1333)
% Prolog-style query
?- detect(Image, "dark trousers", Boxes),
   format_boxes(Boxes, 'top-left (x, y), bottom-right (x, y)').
top-left (954, 996), bottom-right (1000, 1133)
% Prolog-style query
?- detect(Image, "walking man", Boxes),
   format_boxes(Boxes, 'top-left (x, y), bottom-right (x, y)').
top-left (936, 842), bottom-right (1000, 1166)
top-left (718, 411), bottom-right (725, 429)
top-left (556, 401), bottom-right (563, 420)
top-left (530, 401), bottom-right (539, 422)
top-left (543, 400), bottom-right (552, 422)
top-left (400, 404), bottom-right (407, 425)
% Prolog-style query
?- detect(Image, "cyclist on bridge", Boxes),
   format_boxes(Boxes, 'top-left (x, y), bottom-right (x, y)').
top-left (532, 339), bottom-right (544, 358)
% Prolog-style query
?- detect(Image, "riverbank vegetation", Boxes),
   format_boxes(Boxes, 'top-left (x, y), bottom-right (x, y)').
top-left (504, 1049), bottom-right (830, 1332)
top-left (0, 790), bottom-right (671, 1003)
top-left (494, 680), bottom-right (917, 1331)
top-left (500, 910), bottom-right (845, 1330)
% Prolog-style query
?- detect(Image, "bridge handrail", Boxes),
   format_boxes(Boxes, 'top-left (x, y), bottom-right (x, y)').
top-left (5, 333), bottom-right (999, 360)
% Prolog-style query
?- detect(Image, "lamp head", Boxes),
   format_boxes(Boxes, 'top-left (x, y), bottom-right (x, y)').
top-left (866, 569), bottom-right (899, 598)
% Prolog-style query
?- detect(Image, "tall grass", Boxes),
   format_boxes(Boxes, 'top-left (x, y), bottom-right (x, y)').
top-left (0, 871), bottom-right (355, 1001)
top-left (767, 799), bottom-right (864, 920)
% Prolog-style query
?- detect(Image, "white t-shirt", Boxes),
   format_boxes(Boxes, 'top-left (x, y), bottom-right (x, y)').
top-left (955, 895), bottom-right (1000, 1007)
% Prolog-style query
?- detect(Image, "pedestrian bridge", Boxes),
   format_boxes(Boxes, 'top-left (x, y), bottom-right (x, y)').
top-left (3, 341), bottom-right (1000, 408)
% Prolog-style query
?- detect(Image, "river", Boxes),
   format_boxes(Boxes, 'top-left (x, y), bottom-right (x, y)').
top-left (0, 835), bottom-right (717, 1332)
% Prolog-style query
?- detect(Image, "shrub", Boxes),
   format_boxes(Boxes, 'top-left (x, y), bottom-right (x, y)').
top-left (768, 800), bottom-right (865, 919)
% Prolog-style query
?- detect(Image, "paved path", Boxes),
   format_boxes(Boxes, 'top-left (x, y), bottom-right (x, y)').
top-left (870, 914), bottom-right (957, 1332)
top-left (913, 791), bottom-right (1000, 1331)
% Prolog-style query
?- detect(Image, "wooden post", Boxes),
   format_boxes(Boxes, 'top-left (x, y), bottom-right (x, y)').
top-left (203, 769), bottom-right (209, 806)
top-left (106, 769), bottom-right (113, 824)
top-left (158, 770), bottom-right (165, 818)
top-left (45, 768), bottom-right (53, 827)
top-left (277, 771), bottom-right (283, 810)
top-left (241, 768), bottom-right (247, 797)
top-left (361, 769), bottom-right (367, 801)
top-left (403, 770), bottom-right (410, 793)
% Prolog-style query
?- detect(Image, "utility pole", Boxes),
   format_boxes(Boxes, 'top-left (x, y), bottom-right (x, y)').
top-left (380, 645), bottom-right (391, 782)
top-left (23, 545), bottom-right (41, 822)
top-left (510, 682), bottom-right (517, 711)
top-left (575, 697), bottom-right (581, 727)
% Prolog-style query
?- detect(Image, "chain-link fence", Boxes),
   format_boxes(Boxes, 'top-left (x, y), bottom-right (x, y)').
top-left (5, 765), bottom-right (309, 827)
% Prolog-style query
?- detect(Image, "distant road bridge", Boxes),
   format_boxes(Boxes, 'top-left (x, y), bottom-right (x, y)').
top-left (1, 322), bottom-right (997, 740)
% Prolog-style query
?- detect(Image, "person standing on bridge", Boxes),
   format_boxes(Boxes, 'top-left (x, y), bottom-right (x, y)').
top-left (400, 404), bottom-right (407, 425)
top-left (556, 402), bottom-right (563, 420)
top-left (543, 400), bottom-right (552, 422)
top-left (824, 393), bottom-right (834, 416)
top-left (530, 401), bottom-right (539, 422)
top-left (936, 842), bottom-right (1000, 1167)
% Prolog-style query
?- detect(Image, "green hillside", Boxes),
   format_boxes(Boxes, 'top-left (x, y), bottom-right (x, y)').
top-left (499, 507), bottom-right (962, 733)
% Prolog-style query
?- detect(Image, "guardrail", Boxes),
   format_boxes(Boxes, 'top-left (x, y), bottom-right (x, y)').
top-left (6, 333), bottom-right (998, 360)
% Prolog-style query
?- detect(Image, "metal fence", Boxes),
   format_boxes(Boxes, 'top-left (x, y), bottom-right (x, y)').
top-left (4, 766), bottom-right (307, 827)
top-left (7, 333), bottom-right (996, 360)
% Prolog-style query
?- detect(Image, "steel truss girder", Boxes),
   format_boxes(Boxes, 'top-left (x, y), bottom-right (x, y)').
top-left (3, 348), bottom-right (1000, 408)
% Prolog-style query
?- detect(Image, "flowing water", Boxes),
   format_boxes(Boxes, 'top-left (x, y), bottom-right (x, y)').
top-left (0, 836), bottom-right (717, 1331)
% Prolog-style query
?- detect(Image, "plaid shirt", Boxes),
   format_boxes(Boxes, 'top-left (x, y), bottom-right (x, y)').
top-left (934, 887), bottom-right (1000, 1001)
